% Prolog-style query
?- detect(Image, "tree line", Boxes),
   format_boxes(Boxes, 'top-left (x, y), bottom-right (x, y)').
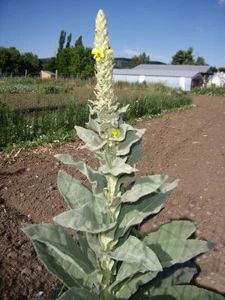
top-left (1, 31), bottom-right (224, 77)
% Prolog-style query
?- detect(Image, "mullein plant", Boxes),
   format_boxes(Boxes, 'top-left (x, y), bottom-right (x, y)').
top-left (23, 10), bottom-right (224, 300)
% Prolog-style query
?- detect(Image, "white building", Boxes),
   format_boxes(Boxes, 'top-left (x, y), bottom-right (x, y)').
top-left (208, 72), bottom-right (225, 87)
top-left (113, 64), bottom-right (212, 91)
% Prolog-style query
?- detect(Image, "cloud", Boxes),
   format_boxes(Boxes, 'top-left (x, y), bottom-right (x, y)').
top-left (218, 0), bottom-right (225, 5)
top-left (124, 49), bottom-right (141, 56)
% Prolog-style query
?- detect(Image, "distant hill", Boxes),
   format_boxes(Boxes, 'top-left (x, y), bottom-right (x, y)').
top-left (114, 57), bottom-right (166, 68)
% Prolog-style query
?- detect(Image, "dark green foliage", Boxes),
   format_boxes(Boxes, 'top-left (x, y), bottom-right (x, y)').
top-left (0, 47), bottom-right (21, 75)
top-left (19, 52), bottom-right (42, 73)
top-left (58, 30), bottom-right (67, 53)
top-left (129, 52), bottom-right (150, 68)
top-left (171, 47), bottom-right (207, 65)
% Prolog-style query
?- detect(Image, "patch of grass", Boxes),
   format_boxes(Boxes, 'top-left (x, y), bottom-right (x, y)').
top-left (0, 81), bottom-right (193, 152)
top-left (192, 86), bottom-right (225, 97)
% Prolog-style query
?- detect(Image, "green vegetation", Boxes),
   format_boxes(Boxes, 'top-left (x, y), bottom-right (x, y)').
top-left (0, 81), bottom-right (70, 94)
top-left (192, 86), bottom-right (225, 97)
top-left (0, 79), bottom-right (192, 152)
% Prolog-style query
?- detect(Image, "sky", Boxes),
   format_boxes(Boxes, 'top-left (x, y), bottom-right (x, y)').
top-left (0, 0), bottom-right (225, 67)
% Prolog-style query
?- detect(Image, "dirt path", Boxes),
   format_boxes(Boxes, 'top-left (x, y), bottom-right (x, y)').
top-left (0, 95), bottom-right (225, 299)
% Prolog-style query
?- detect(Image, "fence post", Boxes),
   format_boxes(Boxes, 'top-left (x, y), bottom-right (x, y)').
top-left (25, 69), bottom-right (27, 78)
top-left (55, 70), bottom-right (58, 80)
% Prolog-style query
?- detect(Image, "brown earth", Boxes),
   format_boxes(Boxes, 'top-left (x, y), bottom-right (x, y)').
top-left (0, 94), bottom-right (225, 299)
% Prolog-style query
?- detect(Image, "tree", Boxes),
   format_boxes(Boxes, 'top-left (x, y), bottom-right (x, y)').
top-left (19, 52), bottom-right (42, 73)
top-left (58, 30), bottom-right (66, 53)
top-left (74, 35), bottom-right (83, 47)
top-left (57, 47), bottom-right (72, 74)
top-left (195, 56), bottom-right (207, 65)
top-left (65, 33), bottom-right (72, 48)
top-left (171, 47), bottom-right (195, 65)
top-left (0, 47), bottom-right (21, 74)
top-left (44, 57), bottom-right (57, 72)
top-left (128, 52), bottom-right (150, 68)
top-left (69, 39), bottom-right (94, 78)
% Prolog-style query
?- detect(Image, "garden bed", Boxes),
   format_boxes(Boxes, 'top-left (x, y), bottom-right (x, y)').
top-left (0, 95), bottom-right (225, 299)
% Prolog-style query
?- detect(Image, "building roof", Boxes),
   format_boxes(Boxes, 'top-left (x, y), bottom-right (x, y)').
top-left (133, 64), bottom-right (212, 74)
top-left (41, 70), bottom-right (55, 75)
top-left (113, 68), bottom-right (202, 78)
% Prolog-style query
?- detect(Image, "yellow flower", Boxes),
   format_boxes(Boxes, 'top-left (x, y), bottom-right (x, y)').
top-left (112, 128), bottom-right (121, 139)
top-left (92, 48), bottom-right (104, 61)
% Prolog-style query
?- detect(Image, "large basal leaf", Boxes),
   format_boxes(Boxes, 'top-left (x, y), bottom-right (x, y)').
top-left (150, 285), bottom-right (225, 300)
top-left (142, 220), bottom-right (196, 244)
top-left (147, 239), bottom-right (215, 267)
top-left (22, 223), bottom-right (95, 273)
top-left (115, 191), bottom-right (171, 239)
top-left (53, 203), bottom-right (116, 233)
top-left (57, 170), bottom-right (94, 209)
top-left (105, 235), bottom-right (162, 272)
top-left (57, 287), bottom-right (100, 300)
top-left (32, 240), bottom-right (100, 290)
top-left (75, 125), bottom-right (107, 151)
top-left (117, 128), bottom-right (146, 156)
top-left (110, 261), bottom-right (158, 290)
top-left (137, 262), bottom-right (197, 297)
top-left (121, 175), bottom-right (169, 203)
top-left (54, 154), bottom-right (106, 194)
top-left (99, 157), bottom-right (138, 176)
top-left (114, 271), bottom-right (158, 300)
top-left (22, 224), bottom-right (99, 289)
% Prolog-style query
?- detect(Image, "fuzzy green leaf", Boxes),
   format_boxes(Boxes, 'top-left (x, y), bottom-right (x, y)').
top-left (127, 139), bottom-right (143, 167)
top-left (115, 191), bottom-right (171, 239)
top-left (22, 224), bottom-right (100, 289)
top-left (142, 220), bottom-right (196, 245)
top-left (57, 170), bottom-right (94, 209)
top-left (121, 175), bottom-right (169, 203)
top-left (53, 203), bottom-right (116, 233)
top-left (55, 154), bottom-right (106, 194)
top-left (147, 240), bottom-right (215, 267)
top-left (100, 157), bottom-right (138, 176)
top-left (76, 232), bottom-right (99, 270)
top-left (106, 235), bottom-right (162, 271)
top-left (86, 117), bottom-right (109, 134)
top-left (137, 262), bottom-right (197, 298)
top-left (115, 271), bottom-right (158, 299)
top-left (117, 128), bottom-right (146, 156)
top-left (111, 261), bottom-right (158, 290)
top-left (75, 125), bottom-right (107, 151)
top-left (57, 287), bottom-right (100, 300)
top-left (22, 223), bottom-right (95, 273)
top-left (150, 285), bottom-right (225, 300)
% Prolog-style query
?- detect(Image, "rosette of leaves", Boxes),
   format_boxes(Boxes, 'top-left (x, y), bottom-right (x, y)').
top-left (22, 9), bottom-right (224, 300)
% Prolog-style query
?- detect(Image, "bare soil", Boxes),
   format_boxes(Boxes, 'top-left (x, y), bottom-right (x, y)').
top-left (0, 95), bottom-right (225, 299)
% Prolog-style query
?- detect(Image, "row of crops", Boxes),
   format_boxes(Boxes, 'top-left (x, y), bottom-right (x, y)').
top-left (3, 77), bottom-right (221, 151)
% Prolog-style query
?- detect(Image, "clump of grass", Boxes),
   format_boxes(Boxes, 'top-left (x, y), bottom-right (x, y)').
top-left (192, 86), bottom-right (225, 97)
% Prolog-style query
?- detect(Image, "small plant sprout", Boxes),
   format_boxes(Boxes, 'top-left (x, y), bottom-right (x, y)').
top-left (22, 9), bottom-right (224, 300)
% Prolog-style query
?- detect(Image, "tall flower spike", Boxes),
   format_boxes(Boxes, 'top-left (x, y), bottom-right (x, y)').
top-left (92, 9), bottom-right (116, 111)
